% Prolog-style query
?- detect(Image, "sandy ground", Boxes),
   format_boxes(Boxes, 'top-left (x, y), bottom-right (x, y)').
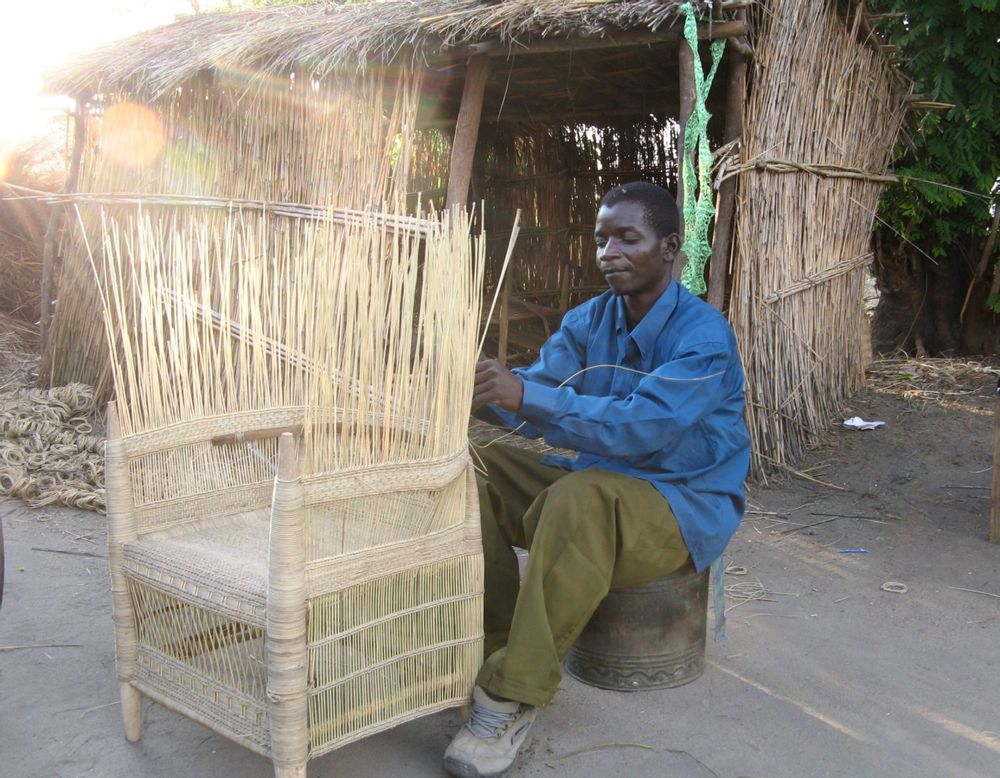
top-left (2, 358), bottom-right (999, 778)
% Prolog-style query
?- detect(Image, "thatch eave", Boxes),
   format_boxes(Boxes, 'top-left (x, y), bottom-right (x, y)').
top-left (45, 0), bottom-right (708, 100)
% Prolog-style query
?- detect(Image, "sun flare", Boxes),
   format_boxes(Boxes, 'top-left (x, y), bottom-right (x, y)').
top-left (0, 1), bottom-right (192, 179)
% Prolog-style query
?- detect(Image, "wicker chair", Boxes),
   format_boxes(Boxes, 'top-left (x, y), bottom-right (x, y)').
top-left (105, 403), bottom-right (484, 777)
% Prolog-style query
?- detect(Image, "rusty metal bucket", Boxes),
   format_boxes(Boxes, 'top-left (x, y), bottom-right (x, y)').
top-left (563, 565), bottom-right (709, 691)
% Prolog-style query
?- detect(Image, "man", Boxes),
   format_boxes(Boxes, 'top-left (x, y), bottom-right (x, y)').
top-left (444, 181), bottom-right (750, 778)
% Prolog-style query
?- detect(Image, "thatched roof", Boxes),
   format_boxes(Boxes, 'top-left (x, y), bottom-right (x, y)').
top-left (49, 0), bottom-right (713, 99)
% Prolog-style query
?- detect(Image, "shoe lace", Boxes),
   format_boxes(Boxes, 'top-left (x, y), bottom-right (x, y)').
top-left (467, 702), bottom-right (518, 739)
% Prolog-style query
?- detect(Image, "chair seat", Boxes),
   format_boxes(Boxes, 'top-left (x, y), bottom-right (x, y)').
top-left (122, 510), bottom-right (271, 625)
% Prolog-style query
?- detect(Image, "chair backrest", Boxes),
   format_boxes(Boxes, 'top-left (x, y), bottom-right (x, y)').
top-left (111, 405), bottom-right (473, 559)
top-left (113, 408), bottom-right (300, 535)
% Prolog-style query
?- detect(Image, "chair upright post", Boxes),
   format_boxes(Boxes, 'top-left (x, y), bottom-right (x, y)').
top-left (105, 401), bottom-right (143, 742)
top-left (267, 432), bottom-right (309, 777)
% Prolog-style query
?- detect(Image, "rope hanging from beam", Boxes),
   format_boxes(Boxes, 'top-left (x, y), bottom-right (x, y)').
top-left (679, 2), bottom-right (726, 297)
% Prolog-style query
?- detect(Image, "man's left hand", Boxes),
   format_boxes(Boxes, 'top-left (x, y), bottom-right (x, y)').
top-left (473, 358), bottom-right (524, 413)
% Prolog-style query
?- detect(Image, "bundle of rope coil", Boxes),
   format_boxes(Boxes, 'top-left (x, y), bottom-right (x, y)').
top-left (0, 382), bottom-right (105, 511)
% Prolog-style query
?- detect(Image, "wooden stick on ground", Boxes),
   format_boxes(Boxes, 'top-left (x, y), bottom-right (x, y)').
top-left (991, 379), bottom-right (1000, 543)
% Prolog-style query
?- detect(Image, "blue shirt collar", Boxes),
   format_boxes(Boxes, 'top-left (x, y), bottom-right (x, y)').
top-left (614, 280), bottom-right (680, 358)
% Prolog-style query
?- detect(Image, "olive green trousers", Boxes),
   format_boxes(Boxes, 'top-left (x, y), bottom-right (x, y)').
top-left (473, 442), bottom-right (690, 708)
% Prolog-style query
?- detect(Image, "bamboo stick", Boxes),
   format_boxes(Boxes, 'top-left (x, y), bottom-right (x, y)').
top-left (497, 273), bottom-right (511, 366)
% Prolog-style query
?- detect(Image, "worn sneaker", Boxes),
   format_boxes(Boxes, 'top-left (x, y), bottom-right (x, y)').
top-left (443, 686), bottom-right (538, 777)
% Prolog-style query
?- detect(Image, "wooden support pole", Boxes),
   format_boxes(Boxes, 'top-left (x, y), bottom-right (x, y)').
top-left (674, 37), bottom-right (696, 284)
top-left (446, 55), bottom-right (491, 209)
top-left (992, 379), bottom-right (1000, 543)
top-left (708, 43), bottom-right (747, 311)
top-left (39, 101), bottom-right (86, 371)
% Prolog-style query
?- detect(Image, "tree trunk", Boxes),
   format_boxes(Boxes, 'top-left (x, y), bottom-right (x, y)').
top-left (870, 229), bottom-right (968, 356)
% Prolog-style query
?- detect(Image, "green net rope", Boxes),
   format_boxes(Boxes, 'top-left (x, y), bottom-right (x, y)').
top-left (679, 2), bottom-right (726, 297)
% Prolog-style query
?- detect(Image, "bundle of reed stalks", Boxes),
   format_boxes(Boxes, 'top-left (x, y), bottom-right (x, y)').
top-left (0, 233), bottom-right (42, 323)
top-left (0, 312), bottom-right (38, 388)
top-left (46, 67), bottom-right (424, 398)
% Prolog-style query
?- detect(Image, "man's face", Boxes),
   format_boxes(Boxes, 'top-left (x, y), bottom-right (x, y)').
top-left (594, 200), bottom-right (678, 298)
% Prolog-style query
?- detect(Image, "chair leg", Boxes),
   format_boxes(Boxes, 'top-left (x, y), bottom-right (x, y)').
top-left (268, 433), bottom-right (309, 777)
top-left (106, 402), bottom-right (144, 743)
top-left (120, 681), bottom-right (143, 742)
top-left (273, 767), bottom-right (307, 778)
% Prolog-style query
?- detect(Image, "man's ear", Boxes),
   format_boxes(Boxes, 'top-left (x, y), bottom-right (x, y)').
top-left (662, 233), bottom-right (681, 262)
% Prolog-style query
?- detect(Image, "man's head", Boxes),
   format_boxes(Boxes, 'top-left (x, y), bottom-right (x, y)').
top-left (594, 181), bottom-right (680, 309)
top-left (598, 181), bottom-right (680, 239)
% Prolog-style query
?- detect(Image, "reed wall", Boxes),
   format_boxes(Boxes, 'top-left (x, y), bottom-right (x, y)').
top-left (729, 0), bottom-right (908, 476)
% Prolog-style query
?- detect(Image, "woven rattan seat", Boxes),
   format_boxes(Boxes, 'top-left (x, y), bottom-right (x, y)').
top-left (123, 512), bottom-right (271, 622)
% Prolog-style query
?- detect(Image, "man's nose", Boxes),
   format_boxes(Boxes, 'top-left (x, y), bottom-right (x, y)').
top-left (600, 238), bottom-right (623, 258)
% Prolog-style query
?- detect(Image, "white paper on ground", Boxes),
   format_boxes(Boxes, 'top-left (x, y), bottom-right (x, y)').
top-left (843, 416), bottom-right (886, 431)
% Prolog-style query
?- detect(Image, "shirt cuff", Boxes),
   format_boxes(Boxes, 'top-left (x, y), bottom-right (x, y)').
top-left (519, 380), bottom-right (564, 424)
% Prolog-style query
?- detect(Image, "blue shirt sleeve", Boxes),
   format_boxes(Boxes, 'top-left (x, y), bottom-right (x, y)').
top-left (480, 307), bottom-right (589, 439)
top-left (517, 338), bottom-right (734, 458)
top-left (473, 404), bottom-right (544, 438)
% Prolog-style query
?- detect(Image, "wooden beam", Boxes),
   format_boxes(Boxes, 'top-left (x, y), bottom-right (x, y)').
top-left (418, 103), bottom-right (696, 130)
top-left (674, 35), bottom-right (696, 284)
top-left (446, 54), bottom-right (491, 208)
top-left (464, 21), bottom-right (747, 59)
top-left (728, 35), bottom-right (754, 58)
top-left (708, 42), bottom-right (747, 311)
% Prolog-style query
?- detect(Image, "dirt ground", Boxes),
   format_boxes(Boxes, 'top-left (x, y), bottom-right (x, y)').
top-left (2, 356), bottom-right (999, 777)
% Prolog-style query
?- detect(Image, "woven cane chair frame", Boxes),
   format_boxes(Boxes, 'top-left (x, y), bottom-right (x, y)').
top-left (106, 403), bottom-right (484, 777)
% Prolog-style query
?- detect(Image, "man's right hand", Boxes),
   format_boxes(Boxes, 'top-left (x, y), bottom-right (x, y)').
top-left (472, 358), bottom-right (524, 413)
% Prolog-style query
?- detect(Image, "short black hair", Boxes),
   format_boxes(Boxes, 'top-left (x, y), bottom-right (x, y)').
top-left (598, 181), bottom-right (679, 239)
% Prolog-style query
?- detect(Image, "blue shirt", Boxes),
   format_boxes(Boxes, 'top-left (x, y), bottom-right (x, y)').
top-left (484, 281), bottom-right (750, 572)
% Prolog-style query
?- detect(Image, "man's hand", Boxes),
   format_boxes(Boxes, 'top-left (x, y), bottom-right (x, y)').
top-left (473, 358), bottom-right (524, 413)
